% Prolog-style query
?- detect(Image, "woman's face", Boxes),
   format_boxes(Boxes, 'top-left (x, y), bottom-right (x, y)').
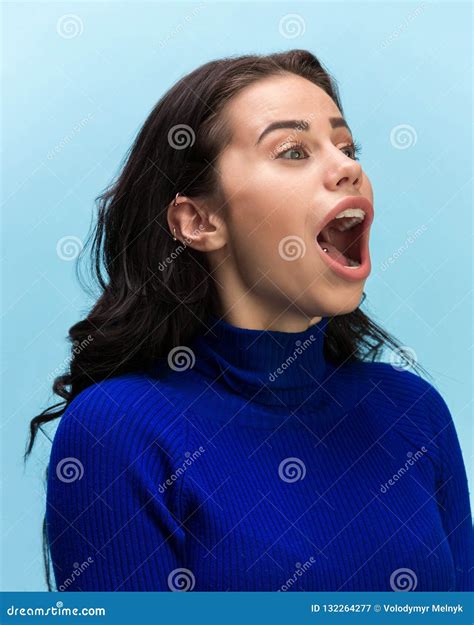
top-left (205, 73), bottom-right (374, 326)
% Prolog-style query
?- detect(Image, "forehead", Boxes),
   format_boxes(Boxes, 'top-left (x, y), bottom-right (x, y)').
top-left (222, 74), bottom-right (342, 145)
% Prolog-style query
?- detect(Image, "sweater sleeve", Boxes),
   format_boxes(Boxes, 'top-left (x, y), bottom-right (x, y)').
top-left (425, 384), bottom-right (474, 591)
top-left (46, 378), bottom-right (188, 591)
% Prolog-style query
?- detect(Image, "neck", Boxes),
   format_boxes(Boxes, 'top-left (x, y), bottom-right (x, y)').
top-left (211, 306), bottom-right (324, 334)
top-left (189, 312), bottom-right (331, 408)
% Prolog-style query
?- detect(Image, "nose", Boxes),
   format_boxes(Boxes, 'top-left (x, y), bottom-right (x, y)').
top-left (324, 149), bottom-right (363, 191)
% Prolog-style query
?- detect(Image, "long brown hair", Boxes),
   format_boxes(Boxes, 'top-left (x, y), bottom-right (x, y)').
top-left (24, 49), bottom-right (431, 590)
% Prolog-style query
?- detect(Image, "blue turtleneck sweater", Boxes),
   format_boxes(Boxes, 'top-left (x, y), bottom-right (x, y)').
top-left (46, 314), bottom-right (473, 591)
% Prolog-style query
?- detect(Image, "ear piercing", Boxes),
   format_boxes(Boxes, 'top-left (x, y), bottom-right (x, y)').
top-left (172, 192), bottom-right (180, 240)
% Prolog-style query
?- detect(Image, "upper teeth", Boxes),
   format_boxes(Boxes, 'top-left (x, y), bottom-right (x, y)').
top-left (333, 207), bottom-right (366, 231)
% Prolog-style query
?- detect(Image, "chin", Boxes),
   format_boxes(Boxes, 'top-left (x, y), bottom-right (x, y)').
top-left (304, 282), bottom-right (365, 318)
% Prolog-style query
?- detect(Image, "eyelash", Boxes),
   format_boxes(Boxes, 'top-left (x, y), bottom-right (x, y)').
top-left (274, 140), bottom-right (362, 161)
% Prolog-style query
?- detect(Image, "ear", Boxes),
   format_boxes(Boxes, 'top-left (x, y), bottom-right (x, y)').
top-left (166, 194), bottom-right (227, 252)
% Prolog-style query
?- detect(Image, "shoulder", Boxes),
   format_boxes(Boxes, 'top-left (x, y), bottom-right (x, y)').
top-left (351, 360), bottom-right (447, 414)
top-left (50, 372), bottom-right (187, 469)
top-left (46, 373), bottom-right (191, 551)
top-left (347, 360), bottom-right (453, 456)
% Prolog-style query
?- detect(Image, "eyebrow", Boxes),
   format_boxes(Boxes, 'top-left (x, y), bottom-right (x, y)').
top-left (255, 117), bottom-right (351, 145)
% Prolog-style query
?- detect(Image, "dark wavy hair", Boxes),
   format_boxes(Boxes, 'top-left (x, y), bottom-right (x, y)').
top-left (24, 48), bottom-right (431, 590)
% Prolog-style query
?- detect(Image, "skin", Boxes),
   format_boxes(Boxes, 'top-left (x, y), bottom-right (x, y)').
top-left (167, 73), bottom-right (374, 332)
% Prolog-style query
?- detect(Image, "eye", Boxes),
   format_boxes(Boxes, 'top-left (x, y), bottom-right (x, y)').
top-left (274, 140), bottom-right (363, 161)
top-left (274, 141), bottom-right (309, 160)
top-left (341, 140), bottom-right (363, 161)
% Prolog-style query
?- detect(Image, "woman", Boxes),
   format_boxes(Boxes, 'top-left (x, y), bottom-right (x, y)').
top-left (26, 49), bottom-right (473, 592)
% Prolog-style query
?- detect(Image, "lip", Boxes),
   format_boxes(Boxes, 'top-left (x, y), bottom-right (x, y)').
top-left (315, 195), bottom-right (374, 282)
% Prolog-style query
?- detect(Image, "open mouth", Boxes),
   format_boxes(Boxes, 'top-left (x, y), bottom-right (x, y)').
top-left (316, 208), bottom-right (366, 268)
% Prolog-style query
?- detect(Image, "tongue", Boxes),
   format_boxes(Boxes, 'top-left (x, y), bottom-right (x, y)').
top-left (318, 241), bottom-right (350, 266)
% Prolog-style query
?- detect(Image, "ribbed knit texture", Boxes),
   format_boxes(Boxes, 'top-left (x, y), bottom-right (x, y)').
top-left (47, 313), bottom-right (473, 591)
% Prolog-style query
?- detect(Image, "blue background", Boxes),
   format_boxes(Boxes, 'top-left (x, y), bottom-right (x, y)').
top-left (2, 1), bottom-right (472, 591)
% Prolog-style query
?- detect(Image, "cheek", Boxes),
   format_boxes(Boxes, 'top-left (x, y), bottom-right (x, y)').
top-left (228, 201), bottom-right (307, 277)
top-left (220, 157), bottom-right (306, 266)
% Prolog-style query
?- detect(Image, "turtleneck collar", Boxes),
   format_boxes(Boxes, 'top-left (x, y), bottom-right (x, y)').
top-left (189, 313), bottom-right (331, 409)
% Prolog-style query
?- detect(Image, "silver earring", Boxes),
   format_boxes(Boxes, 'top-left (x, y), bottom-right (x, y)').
top-left (172, 192), bottom-right (180, 240)
top-left (322, 247), bottom-right (328, 253)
